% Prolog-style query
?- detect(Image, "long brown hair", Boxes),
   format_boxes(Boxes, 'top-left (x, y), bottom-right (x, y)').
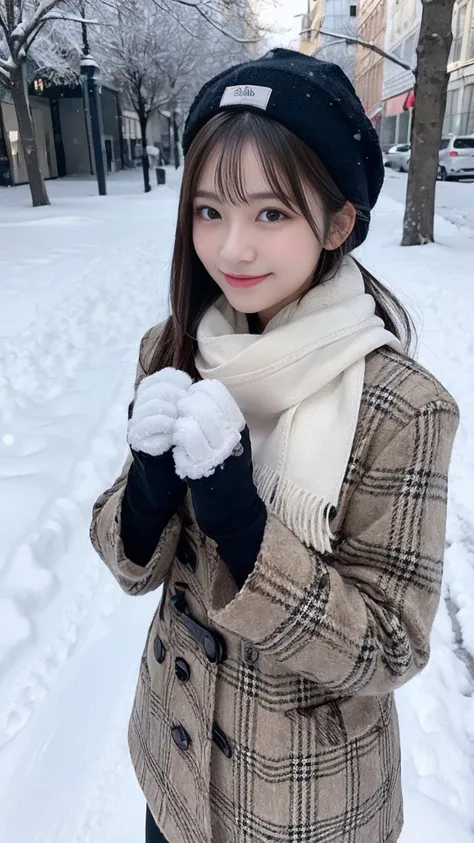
top-left (144, 111), bottom-right (416, 379)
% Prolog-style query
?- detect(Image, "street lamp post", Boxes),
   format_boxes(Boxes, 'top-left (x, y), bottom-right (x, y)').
top-left (80, 56), bottom-right (106, 196)
top-left (173, 105), bottom-right (181, 170)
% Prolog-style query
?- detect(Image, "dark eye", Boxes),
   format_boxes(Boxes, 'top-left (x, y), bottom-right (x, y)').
top-left (196, 206), bottom-right (221, 220)
top-left (257, 209), bottom-right (287, 223)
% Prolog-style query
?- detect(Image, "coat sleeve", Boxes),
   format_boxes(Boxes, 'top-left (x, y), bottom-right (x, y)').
top-left (89, 326), bottom-right (182, 596)
top-left (207, 398), bottom-right (459, 696)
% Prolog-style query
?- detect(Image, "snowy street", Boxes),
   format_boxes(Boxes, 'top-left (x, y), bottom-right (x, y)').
top-left (0, 169), bottom-right (473, 843)
top-left (383, 169), bottom-right (474, 238)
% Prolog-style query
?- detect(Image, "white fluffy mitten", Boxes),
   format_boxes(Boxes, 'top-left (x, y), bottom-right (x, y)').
top-left (127, 368), bottom-right (193, 457)
top-left (173, 379), bottom-right (246, 480)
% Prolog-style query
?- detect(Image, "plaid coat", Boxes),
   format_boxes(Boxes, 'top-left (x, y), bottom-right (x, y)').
top-left (90, 325), bottom-right (459, 843)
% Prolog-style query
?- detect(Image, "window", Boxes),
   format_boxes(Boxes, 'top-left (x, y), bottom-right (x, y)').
top-left (469, 11), bottom-right (474, 59)
top-left (453, 137), bottom-right (474, 149)
top-left (462, 84), bottom-right (474, 135)
top-left (450, 3), bottom-right (466, 63)
top-left (439, 138), bottom-right (450, 150)
top-left (403, 33), bottom-right (416, 64)
top-left (398, 110), bottom-right (410, 144)
top-left (443, 89), bottom-right (459, 134)
top-left (350, 5), bottom-right (357, 17)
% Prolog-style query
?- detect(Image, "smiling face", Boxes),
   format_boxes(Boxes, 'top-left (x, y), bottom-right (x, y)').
top-left (192, 143), bottom-right (325, 327)
top-left (192, 137), bottom-right (355, 329)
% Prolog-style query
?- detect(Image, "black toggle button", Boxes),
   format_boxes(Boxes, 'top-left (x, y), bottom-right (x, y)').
top-left (203, 634), bottom-right (218, 662)
top-left (212, 723), bottom-right (232, 759)
top-left (153, 635), bottom-right (166, 664)
top-left (175, 657), bottom-right (191, 682)
top-left (170, 582), bottom-right (227, 664)
top-left (171, 724), bottom-right (191, 752)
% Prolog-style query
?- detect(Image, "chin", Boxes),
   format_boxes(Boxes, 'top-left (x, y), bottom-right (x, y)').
top-left (228, 299), bottom-right (261, 314)
top-left (221, 284), bottom-right (276, 313)
top-left (223, 294), bottom-right (265, 315)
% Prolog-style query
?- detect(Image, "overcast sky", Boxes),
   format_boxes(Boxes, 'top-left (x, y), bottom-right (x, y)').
top-left (258, 0), bottom-right (308, 48)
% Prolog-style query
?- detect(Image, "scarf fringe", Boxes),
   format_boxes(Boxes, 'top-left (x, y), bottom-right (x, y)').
top-left (254, 463), bottom-right (335, 555)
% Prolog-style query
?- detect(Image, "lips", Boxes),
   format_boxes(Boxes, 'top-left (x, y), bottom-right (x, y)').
top-left (223, 273), bottom-right (271, 288)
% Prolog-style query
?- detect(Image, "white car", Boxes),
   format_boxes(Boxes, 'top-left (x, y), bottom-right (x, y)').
top-left (384, 143), bottom-right (411, 172)
top-left (438, 136), bottom-right (474, 181)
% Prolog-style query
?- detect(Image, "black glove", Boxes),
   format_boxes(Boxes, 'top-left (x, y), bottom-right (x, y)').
top-left (187, 427), bottom-right (267, 589)
top-left (121, 447), bottom-right (187, 567)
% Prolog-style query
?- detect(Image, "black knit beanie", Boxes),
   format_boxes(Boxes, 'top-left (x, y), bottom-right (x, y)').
top-left (182, 48), bottom-right (384, 247)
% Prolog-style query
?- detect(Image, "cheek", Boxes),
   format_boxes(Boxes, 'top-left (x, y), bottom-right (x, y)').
top-left (192, 225), bottom-right (208, 263)
top-left (272, 228), bottom-right (321, 271)
top-left (193, 222), bottom-right (217, 256)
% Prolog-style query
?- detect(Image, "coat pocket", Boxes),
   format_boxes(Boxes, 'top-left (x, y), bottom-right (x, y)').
top-left (286, 693), bottom-right (392, 747)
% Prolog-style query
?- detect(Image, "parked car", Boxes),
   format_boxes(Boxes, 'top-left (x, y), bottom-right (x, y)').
top-left (384, 143), bottom-right (411, 172)
top-left (438, 136), bottom-right (474, 181)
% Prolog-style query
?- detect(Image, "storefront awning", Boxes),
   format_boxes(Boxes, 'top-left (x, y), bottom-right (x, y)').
top-left (384, 91), bottom-right (413, 117)
top-left (368, 105), bottom-right (383, 123)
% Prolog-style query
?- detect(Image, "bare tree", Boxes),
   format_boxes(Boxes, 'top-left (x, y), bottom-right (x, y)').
top-left (97, 1), bottom-right (195, 191)
top-left (97, 0), bottom-right (258, 192)
top-left (402, 0), bottom-right (455, 246)
top-left (301, 10), bottom-right (457, 247)
top-left (0, 0), bottom-right (92, 206)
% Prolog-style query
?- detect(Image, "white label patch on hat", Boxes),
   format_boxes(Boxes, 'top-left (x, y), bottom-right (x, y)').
top-left (220, 85), bottom-right (272, 110)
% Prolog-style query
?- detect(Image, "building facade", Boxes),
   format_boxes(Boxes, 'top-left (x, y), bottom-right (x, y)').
top-left (0, 82), bottom-right (123, 186)
top-left (121, 109), bottom-right (170, 167)
top-left (355, 0), bottom-right (387, 133)
top-left (445, 0), bottom-right (474, 135)
top-left (0, 89), bottom-right (58, 186)
top-left (0, 80), bottom-right (171, 187)
top-left (299, 0), bottom-right (360, 83)
top-left (380, 0), bottom-right (420, 149)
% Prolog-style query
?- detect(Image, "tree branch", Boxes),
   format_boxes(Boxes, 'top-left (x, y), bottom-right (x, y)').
top-left (42, 13), bottom-right (98, 25)
top-left (17, 0), bottom-right (62, 46)
top-left (0, 12), bottom-right (9, 40)
top-left (5, 0), bottom-right (15, 32)
top-left (150, 0), bottom-right (201, 39)
top-left (25, 18), bottom-right (49, 54)
top-left (150, 0), bottom-right (259, 44)
top-left (192, 3), bottom-right (259, 44)
top-left (300, 26), bottom-right (414, 73)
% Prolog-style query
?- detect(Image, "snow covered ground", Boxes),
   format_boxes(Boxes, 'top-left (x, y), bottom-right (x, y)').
top-left (383, 168), bottom-right (474, 238)
top-left (0, 169), bottom-right (473, 843)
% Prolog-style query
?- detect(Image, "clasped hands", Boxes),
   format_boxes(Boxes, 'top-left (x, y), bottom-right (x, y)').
top-left (126, 368), bottom-right (265, 586)
top-left (127, 367), bottom-right (245, 479)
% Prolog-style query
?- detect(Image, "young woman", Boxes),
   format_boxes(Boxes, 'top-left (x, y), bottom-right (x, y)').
top-left (90, 49), bottom-right (459, 843)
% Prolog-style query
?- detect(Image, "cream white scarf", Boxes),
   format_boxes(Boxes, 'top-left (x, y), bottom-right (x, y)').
top-left (196, 257), bottom-right (402, 553)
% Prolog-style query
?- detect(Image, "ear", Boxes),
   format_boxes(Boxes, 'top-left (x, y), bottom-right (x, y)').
top-left (325, 203), bottom-right (357, 250)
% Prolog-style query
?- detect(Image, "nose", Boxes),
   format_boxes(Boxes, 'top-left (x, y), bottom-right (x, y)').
top-left (220, 222), bottom-right (257, 267)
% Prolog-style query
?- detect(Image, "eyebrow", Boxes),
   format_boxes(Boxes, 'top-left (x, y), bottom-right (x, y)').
top-left (194, 189), bottom-right (280, 202)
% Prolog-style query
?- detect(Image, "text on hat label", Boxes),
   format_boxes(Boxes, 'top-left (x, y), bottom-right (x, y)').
top-left (220, 85), bottom-right (273, 111)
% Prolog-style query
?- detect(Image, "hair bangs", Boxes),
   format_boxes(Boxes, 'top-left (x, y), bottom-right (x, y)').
top-left (192, 112), bottom-right (317, 225)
